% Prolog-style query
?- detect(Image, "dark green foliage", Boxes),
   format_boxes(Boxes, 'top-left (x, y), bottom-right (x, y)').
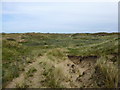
top-left (26, 67), bottom-right (37, 77)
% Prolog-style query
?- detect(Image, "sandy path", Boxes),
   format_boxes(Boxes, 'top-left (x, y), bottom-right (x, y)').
top-left (5, 56), bottom-right (42, 88)
top-left (5, 54), bottom-right (98, 88)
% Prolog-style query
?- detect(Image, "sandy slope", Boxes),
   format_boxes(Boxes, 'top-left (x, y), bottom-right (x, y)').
top-left (5, 54), bottom-right (98, 88)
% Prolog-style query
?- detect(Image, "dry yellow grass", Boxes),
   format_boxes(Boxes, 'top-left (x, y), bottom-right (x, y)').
top-left (96, 56), bottom-right (118, 88)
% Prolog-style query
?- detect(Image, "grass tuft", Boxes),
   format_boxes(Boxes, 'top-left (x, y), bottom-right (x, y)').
top-left (96, 56), bottom-right (118, 88)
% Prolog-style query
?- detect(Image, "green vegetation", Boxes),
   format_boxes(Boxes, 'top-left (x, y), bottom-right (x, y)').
top-left (2, 32), bottom-right (119, 88)
top-left (26, 67), bottom-right (37, 77)
top-left (46, 48), bottom-right (67, 62)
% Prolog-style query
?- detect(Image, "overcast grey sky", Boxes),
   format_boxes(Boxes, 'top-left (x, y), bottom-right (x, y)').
top-left (2, 2), bottom-right (118, 33)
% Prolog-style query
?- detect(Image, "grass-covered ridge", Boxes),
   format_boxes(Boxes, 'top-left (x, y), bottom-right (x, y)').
top-left (2, 32), bottom-right (119, 88)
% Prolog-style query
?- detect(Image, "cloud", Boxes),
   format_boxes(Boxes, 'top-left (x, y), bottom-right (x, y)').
top-left (2, 2), bottom-right (118, 33)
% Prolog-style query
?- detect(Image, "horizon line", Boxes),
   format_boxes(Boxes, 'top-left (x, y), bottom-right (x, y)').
top-left (1, 32), bottom-right (119, 34)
